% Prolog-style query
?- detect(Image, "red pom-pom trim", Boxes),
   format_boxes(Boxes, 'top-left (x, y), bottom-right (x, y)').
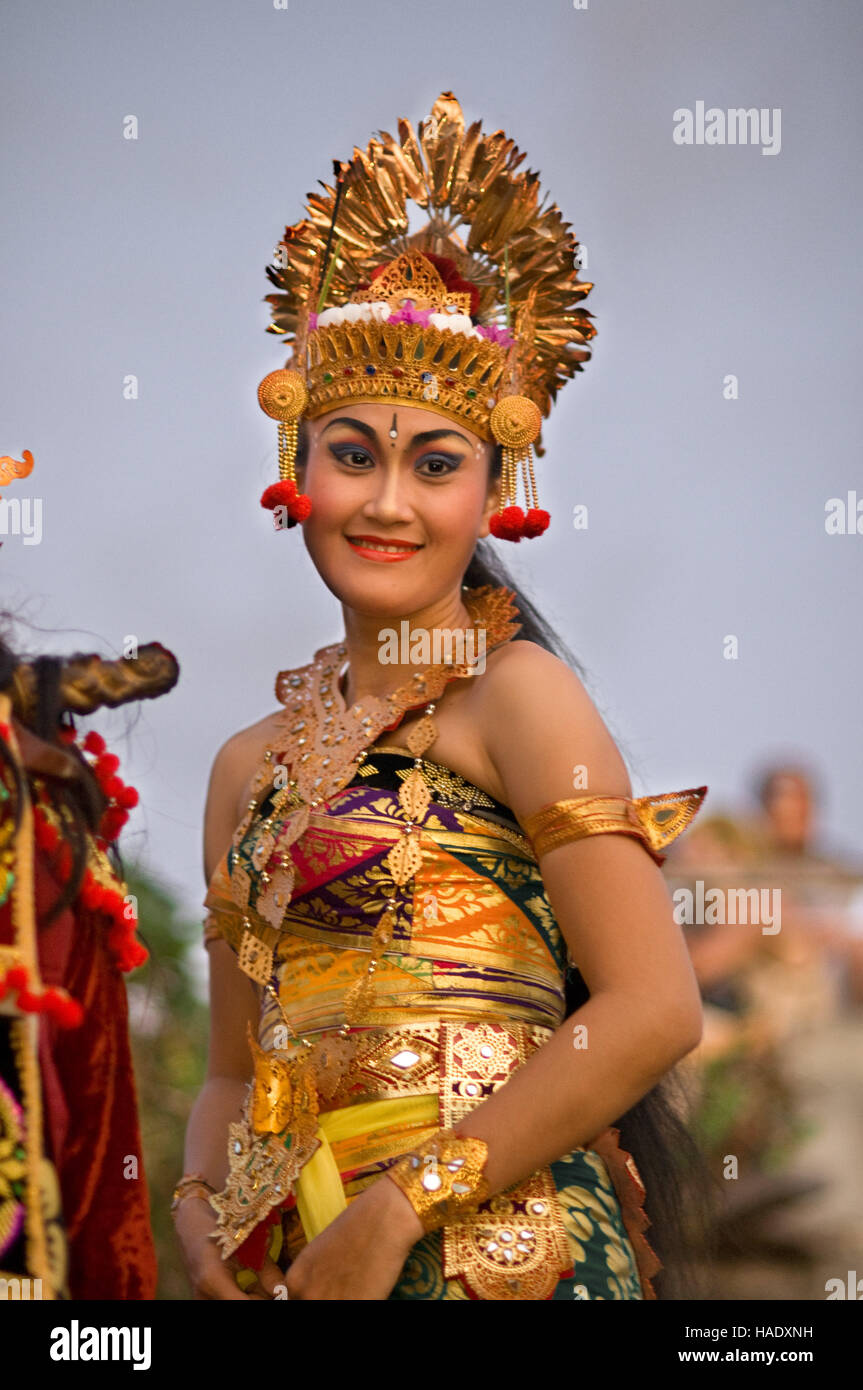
top-left (53, 996), bottom-right (85, 1028)
top-left (260, 480), bottom-right (312, 526)
top-left (130, 941), bottom-right (149, 969)
top-left (17, 988), bottom-right (46, 1013)
top-left (522, 508), bottom-right (551, 538)
top-left (489, 506), bottom-right (550, 542)
top-left (0, 968), bottom-right (85, 1029)
top-left (99, 807), bottom-right (128, 842)
top-left (26, 727), bottom-right (150, 977)
top-left (489, 506), bottom-right (526, 542)
top-left (261, 479), bottom-right (298, 509)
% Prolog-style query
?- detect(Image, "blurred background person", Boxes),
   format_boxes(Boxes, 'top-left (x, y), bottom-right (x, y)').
top-left (663, 756), bottom-right (863, 1297)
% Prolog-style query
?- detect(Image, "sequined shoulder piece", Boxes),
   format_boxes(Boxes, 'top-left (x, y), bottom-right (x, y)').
top-left (520, 786), bottom-right (708, 867)
top-left (274, 652), bottom-right (322, 709)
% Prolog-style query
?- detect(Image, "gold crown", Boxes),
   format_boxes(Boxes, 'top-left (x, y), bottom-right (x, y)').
top-left (351, 251), bottom-right (474, 315)
top-left (257, 93), bottom-right (596, 539)
top-left (304, 251), bottom-right (509, 440)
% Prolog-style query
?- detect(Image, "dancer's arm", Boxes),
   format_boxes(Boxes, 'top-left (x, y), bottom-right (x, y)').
top-left (429, 640), bottom-right (703, 1191)
top-left (175, 735), bottom-right (270, 1299)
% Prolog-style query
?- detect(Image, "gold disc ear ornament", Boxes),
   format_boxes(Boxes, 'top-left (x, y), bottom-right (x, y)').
top-left (257, 370), bottom-right (312, 528)
top-left (488, 396), bottom-right (549, 543)
top-left (489, 396), bottom-right (542, 451)
top-left (257, 369), bottom-right (309, 423)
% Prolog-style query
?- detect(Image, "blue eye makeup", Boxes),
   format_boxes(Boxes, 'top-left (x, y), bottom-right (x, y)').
top-left (415, 453), bottom-right (462, 476)
top-left (329, 443), bottom-right (374, 467)
top-left (328, 443), bottom-right (463, 476)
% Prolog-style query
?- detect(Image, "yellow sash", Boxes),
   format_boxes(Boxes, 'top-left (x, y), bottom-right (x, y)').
top-left (294, 1095), bottom-right (439, 1241)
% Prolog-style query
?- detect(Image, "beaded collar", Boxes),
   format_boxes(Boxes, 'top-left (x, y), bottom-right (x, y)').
top-left (274, 582), bottom-right (521, 804)
top-left (227, 584), bottom-right (521, 986)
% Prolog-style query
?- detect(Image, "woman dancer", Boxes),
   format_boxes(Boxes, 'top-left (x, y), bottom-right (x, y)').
top-left (176, 93), bottom-right (710, 1301)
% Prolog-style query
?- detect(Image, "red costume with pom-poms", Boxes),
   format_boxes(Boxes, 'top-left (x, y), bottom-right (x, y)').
top-left (0, 707), bottom-right (156, 1300)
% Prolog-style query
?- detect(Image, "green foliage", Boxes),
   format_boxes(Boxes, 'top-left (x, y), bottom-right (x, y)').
top-left (690, 1040), bottom-right (812, 1177)
top-left (125, 863), bottom-right (208, 1300)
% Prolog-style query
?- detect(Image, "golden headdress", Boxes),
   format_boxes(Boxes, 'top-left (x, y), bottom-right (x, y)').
top-left (257, 92), bottom-right (595, 541)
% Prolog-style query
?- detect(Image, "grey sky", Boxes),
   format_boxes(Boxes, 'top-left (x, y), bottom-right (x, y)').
top-left (2, 0), bottom-right (861, 924)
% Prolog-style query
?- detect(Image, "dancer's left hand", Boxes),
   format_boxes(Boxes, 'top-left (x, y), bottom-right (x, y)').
top-left (257, 1176), bottom-right (424, 1300)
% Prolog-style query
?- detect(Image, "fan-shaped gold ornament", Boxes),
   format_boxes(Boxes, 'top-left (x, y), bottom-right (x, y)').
top-left (264, 91), bottom-right (595, 424)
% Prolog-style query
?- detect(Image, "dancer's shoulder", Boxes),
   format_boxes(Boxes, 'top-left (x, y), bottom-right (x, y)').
top-left (472, 640), bottom-right (632, 812)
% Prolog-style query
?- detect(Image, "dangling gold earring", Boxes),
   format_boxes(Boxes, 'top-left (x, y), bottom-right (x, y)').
top-left (257, 369), bottom-right (312, 530)
top-left (488, 396), bottom-right (549, 542)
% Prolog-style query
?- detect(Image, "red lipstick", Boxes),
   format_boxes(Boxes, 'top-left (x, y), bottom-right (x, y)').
top-left (345, 534), bottom-right (424, 563)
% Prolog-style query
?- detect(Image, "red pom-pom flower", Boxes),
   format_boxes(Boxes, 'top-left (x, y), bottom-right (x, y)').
top-left (33, 723), bottom-right (148, 980)
top-left (260, 479), bottom-right (312, 527)
top-left (522, 508), bottom-right (551, 539)
top-left (489, 506), bottom-right (526, 542)
top-left (0, 964), bottom-right (84, 1029)
top-left (489, 505), bottom-right (551, 542)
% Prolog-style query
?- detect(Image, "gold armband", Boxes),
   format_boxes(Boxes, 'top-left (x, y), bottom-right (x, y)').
top-left (521, 786), bottom-right (707, 866)
top-left (385, 1129), bottom-right (491, 1232)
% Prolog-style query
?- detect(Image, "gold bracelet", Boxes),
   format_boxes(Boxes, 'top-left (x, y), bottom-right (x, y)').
top-left (385, 1129), bottom-right (491, 1233)
top-left (171, 1173), bottom-right (217, 1218)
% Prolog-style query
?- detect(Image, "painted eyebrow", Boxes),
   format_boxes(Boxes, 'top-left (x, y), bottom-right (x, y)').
top-left (320, 417), bottom-right (472, 448)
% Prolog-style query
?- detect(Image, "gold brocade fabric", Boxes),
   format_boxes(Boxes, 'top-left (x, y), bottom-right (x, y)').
top-left (203, 602), bottom-right (707, 1298)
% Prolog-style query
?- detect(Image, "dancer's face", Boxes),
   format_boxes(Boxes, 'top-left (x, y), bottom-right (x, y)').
top-left (296, 402), bottom-right (500, 616)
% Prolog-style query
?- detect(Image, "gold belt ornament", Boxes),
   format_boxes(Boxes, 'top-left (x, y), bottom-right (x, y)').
top-left (209, 1027), bottom-right (323, 1257)
top-left (300, 1017), bottom-right (554, 1112)
top-left (436, 1021), bottom-right (574, 1300)
top-left (215, 1016), bottom-right (578, 1297)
